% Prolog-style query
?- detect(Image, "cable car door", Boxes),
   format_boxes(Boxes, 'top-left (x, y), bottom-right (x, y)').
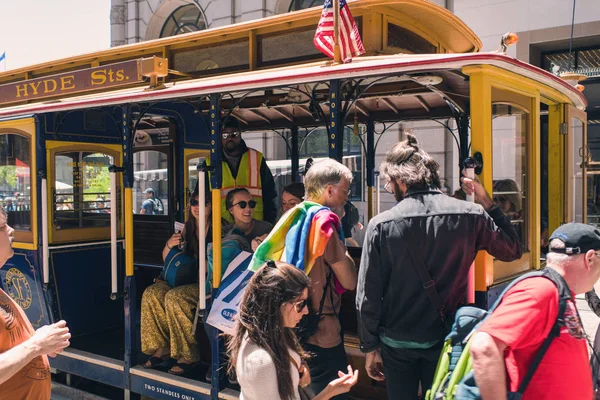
top-left (565, 106), bottom-right (588, 224)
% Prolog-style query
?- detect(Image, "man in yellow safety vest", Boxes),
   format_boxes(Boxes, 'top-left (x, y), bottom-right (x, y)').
top-left (215, 117), bottom-right (277, 225)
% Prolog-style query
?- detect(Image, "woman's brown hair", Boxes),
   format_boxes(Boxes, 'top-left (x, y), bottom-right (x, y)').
top-left (227, 261), bottom-right (309, 400)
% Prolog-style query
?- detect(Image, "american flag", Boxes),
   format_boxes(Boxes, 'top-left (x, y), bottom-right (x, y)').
top-left (313, 0), bottom-right (365, 62)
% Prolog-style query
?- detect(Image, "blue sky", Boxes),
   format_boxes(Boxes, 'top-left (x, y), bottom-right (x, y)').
top-left (0, 0), bottom-right (111, 71)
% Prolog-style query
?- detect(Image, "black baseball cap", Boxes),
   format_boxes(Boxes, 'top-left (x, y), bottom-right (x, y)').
top-left (549, 223), bottom-right (600, 254)
top-left (222, 117), bottom-right (241, 130)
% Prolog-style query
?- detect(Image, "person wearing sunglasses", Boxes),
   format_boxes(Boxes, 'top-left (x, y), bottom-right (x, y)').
top-left (299, 159), bottom-right (357, 399)
top-left (224, 188), bottom-right (273, 248)
top-left (215, 117), bottom-right (278, 225)
top-left (228, 261), bottom-right (359, 400)
top-left (492, 179), bottom-right (522, 222)
top-left (141, 185), bottom-right (213, 375)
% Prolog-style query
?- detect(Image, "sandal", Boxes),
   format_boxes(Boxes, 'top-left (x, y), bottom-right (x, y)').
top-left (142, 356), bottom-right (170, 369)
top-left (168, 362), bottom-right (198, 376)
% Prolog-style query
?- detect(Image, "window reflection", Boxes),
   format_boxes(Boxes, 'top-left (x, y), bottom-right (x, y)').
top-left (54, 152), bottom-right (113, 229)
top-left (586, 121), bottom-right (600, 227)
top-left (188, 157), bottom-right (201, 197)
top-left (288, 0), bottom-right (322, 12)
top-left (492, 105), bottom-right (528, 252)
top-left (571, 117), bottom-right (585, 223)
top-left (133, 150), bottom-right (168, 215)
top-left (160, 4), bottom-right (206, 38)
top-left (0, 134), bottom-right (31, 231)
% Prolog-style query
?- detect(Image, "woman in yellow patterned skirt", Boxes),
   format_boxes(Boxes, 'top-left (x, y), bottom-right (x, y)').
top-left (140, 185), bottom-right (212, 375)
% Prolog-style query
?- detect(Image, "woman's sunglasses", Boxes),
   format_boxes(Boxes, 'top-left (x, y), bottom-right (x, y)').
top-left (222, 132), bottom-right (240, 140)
top-left (233, 200), bottom-right (257, 209)
top-left (190, 198), bottom-right (210, 207)
top-left (293, 299), bottom-right (308, 313)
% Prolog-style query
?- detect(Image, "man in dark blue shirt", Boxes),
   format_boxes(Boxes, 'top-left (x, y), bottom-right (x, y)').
top-left (140, 188), bottom-right (159, 215)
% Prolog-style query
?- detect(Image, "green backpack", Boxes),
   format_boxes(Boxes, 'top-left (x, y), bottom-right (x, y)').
top-left (425, 268), bottom-right (570, 400)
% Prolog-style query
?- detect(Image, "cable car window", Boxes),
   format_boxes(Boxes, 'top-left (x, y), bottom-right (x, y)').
top-left (295, 127), bottom-right (362, 201)
top-left (134, 150), bottom-right (168, 216)
top-left (492, 104), bottom-right (529, 253)
top-left (185, 151), bottom-right (210, 206)
top-left (54, 152), bottom-right (113, 230)
top-left (0, 134), bottom-right (31, 231)
top-left (188, 156), bottom-right (202, 196)
top-left (387, 23), bottom-right (437, 54)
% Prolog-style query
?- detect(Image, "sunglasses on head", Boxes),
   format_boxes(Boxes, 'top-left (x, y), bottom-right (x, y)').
top-left (233, 200), bottom-right (257, 209)
top-left (190, 198), bottom-right (209, 207)
top-left (222, 132), bottom-right (240, 140)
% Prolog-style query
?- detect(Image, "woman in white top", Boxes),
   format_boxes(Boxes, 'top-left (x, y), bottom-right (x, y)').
top-left (228, 261), bottom-right (358, 400)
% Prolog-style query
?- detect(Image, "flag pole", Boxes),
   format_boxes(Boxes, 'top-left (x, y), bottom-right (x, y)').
top-left (333, 0), bottom-right (342, 63)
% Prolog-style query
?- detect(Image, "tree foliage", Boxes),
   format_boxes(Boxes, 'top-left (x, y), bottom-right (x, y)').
top-left (0, 166), bottom-right (17, 190)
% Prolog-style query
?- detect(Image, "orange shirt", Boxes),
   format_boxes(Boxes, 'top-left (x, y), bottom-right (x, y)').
top-left (0, 289), bottom-right (50, 400)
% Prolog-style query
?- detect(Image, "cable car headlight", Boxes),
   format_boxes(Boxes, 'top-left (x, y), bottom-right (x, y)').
top-left (560, 72), bottom-right (587, 92)
top-left (499, 32), bottom-right (519, 53)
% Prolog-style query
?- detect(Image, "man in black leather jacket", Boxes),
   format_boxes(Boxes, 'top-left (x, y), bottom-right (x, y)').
top-left (356, 134), bottom-right (522, 400)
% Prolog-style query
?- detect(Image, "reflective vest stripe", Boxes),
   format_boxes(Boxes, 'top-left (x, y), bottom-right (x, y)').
top-left (248, 149), bottom-right (259, 188)
top-left (218, 149), bottom-right (265, 223)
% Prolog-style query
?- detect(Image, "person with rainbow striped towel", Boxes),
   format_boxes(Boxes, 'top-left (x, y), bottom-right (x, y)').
top-left (249, 159), bottom-right (357, 398)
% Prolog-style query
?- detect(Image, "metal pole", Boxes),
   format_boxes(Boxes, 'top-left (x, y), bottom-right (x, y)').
top-left (110, 169), bottom-right (118, 297)
top-left (333, 0), bottom-right (342, 63)
top-left (366, 120), bottom-right (375, 220)
top-left (41, 178), bottom-right (49, 284)
top-left (329, 80), bottom-right (344, 162)
top-left (209, 94), bottom-right (225, 400)
top-left (197, 162), bottom-right (207, 311)
top-left (375, 172), bottom-right (380, 215)
top-left (465, 158), bottom-right (476, 304)
top-left (291, 126), bottom-right (300, 182)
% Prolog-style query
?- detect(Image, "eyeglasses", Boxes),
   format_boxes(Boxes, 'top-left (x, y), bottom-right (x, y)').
top-left (190, 198), bottom-right (210, 207)
top-left (334, 185), bottom-right (351, 197)
top-left (233, 200), bottom-right (257, 209)
top-left (293, 299), bottom-right (308, 313)
top-left (222, 132), bottom-right (240, 140)
top-left (384, 181), bottom-right (394, 194)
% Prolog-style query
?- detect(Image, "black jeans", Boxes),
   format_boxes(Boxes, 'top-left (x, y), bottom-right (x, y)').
top-left (380, 342), bottom-right (442, 400)
top-left (304, 342), bottom-right (348, 399)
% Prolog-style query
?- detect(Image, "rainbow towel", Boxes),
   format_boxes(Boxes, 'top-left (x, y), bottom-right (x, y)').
top-left (249, 201), bottom-right (343, 275)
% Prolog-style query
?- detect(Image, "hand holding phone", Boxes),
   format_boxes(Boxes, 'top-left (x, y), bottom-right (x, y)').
top-left (174, 221), bottom-right (185, 234)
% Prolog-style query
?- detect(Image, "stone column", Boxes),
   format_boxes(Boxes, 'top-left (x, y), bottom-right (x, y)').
top-left (110, 0), bottom-right (127, 47)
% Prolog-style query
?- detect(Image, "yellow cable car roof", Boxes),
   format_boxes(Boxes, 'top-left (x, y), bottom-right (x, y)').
top-left (0, 0), bottom-right (481, 86)
top-left (0, 53), bottom-right (586, 124)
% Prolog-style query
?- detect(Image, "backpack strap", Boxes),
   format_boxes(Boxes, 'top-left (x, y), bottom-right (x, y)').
top-left (484, 270), bottom-right (547, 316)
top-left (406, 245), bottom-right (446, 322)
top-left (149, 198), bottom-right (159, 213)
top-left (515, 267), bottom-right (570, 394)
top-left (315, 267), bottom-right (333, 317)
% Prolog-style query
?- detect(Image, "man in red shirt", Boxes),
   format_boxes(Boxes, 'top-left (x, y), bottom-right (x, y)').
top-left (0, 205), bottom-right (71, 399)
top-left (471, 222), bottom-right (599, 399)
